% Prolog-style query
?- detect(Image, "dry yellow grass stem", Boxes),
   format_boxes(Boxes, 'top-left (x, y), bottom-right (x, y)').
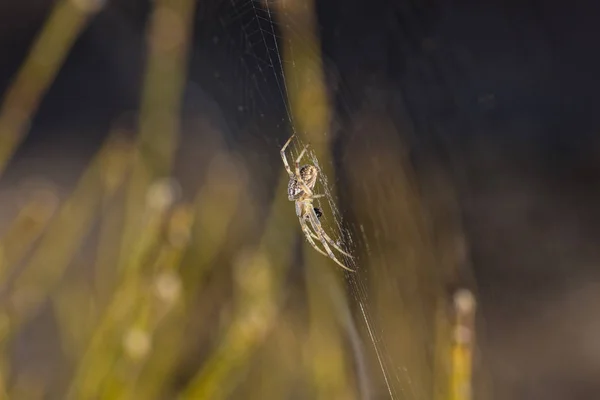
top-left (0, 0), bottom-right (102, 176)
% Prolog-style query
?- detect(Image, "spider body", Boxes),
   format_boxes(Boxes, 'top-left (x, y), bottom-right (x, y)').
top-left (280, 134), bottom-right (354, 272)
top-left (288, 165), bottom-right (319, 219)
top-left (287, 165), bottom-right (318, 201)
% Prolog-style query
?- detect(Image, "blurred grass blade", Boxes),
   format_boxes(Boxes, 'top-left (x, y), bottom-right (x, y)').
top-left (92, 184), bottom-right (126, 303)
top-left (433, 296), bottom-right (452, 400)
top-left (273, 0), bottom-right (331, 158)
top-left (67, 180), bottom-right (177, 400)
top-left (275, 1), bottom-right (359, 398)
top-left (119, 0), bottom-right (196, 274)
top-left (451, 289), bottom-right (476, 400)
top-left (52, 278), bottom-right (99, 362)
top-left (305, 259), bottom-right (357, 400)
top-left (133, 154), bottom-right (248, 399)
top-left (99, 205), bottom-right (192, 400)
top-left (343, 118), bottom-right (445, 398)
top-left (118, 205), bottom-right (193, 399)
top-left (182, 153), bottom-right (246, 296)
top-left (8, 373), bottom-right (45, 400)
top-left (179, 172), bottom-right (297, 399)
top-left (179, 249), bottom-right (279, 400)
top-left (137, 0), bottom-right (196, 177)
top-left (0, 0), bottom-right (102, 176)
top-left (2, 137), bottom-right (131, 333)
top-left (0, 188), bottom-right (58, 285)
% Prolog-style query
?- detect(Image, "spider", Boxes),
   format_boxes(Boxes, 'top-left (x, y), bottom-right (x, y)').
top-left (280, 134), bottom-right (354, 272)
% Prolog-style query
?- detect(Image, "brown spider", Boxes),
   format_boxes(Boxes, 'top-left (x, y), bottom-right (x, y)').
top-left (280, 134), bottom-right (354, 272)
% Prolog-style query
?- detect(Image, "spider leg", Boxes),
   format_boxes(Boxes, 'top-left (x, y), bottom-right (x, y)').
top-left (297, 181), bottom-right (319, 197)
top-left (306, 230), bottom-right (346, 260)
top-left (303, 213), bottom-right (325, 240)
top-left (300, 220), bottom-right (329, 258)
top-left (307, 207), bottom-right (353, 258)
top-left (317, 234), bottom-right (355, 272)
top-left (280, 135), bottom-right (295, 177)
top-left (294, 145), bottom-right (308, 177)
top-left (305, 225), bottom-right (323, 242)
top-left (317, 229), bottom-right (353, 258)
top-left (306, 207), bottom-right (354, 272)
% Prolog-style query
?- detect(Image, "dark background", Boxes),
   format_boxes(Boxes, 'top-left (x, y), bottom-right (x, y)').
top-left (2, 0), bottom-right (600, 398)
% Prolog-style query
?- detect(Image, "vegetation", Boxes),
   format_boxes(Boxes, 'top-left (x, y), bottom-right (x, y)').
top-left (0, 0), bottom-right (476, 399)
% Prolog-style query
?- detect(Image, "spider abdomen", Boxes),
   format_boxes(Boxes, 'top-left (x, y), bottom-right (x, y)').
top-left (300, 165), bottom-right (318, 189)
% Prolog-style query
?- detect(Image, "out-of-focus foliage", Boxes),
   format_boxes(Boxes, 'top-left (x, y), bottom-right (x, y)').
top-left (0, 0), bottom-right (477, 399)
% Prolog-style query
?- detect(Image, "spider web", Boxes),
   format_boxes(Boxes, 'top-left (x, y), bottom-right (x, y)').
top-left (203, 1), bottom-right (414, 398)
top-left (309, 147), bottom-right (404, 399)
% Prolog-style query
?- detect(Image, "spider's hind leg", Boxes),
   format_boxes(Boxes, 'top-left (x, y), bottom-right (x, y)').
top-left (320, 240), bottom-right (355, 272)
top-left (318, 231), bottom-right (353, 258)
top-left (306, 210), bottom-right (354, 272)
top-left (306, 208), bottom-right (353, 258)
top-left (301, 223), bottom-right (329, 258)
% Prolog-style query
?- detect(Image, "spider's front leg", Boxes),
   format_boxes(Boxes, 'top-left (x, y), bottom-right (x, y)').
top-left (294, 145), bottom-right (308, 178)
top-left (280, 134), bottom-right (295, 177)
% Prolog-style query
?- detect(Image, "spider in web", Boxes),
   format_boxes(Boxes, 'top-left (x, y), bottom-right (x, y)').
top-left (280, 134), bottom-right (354, 272)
